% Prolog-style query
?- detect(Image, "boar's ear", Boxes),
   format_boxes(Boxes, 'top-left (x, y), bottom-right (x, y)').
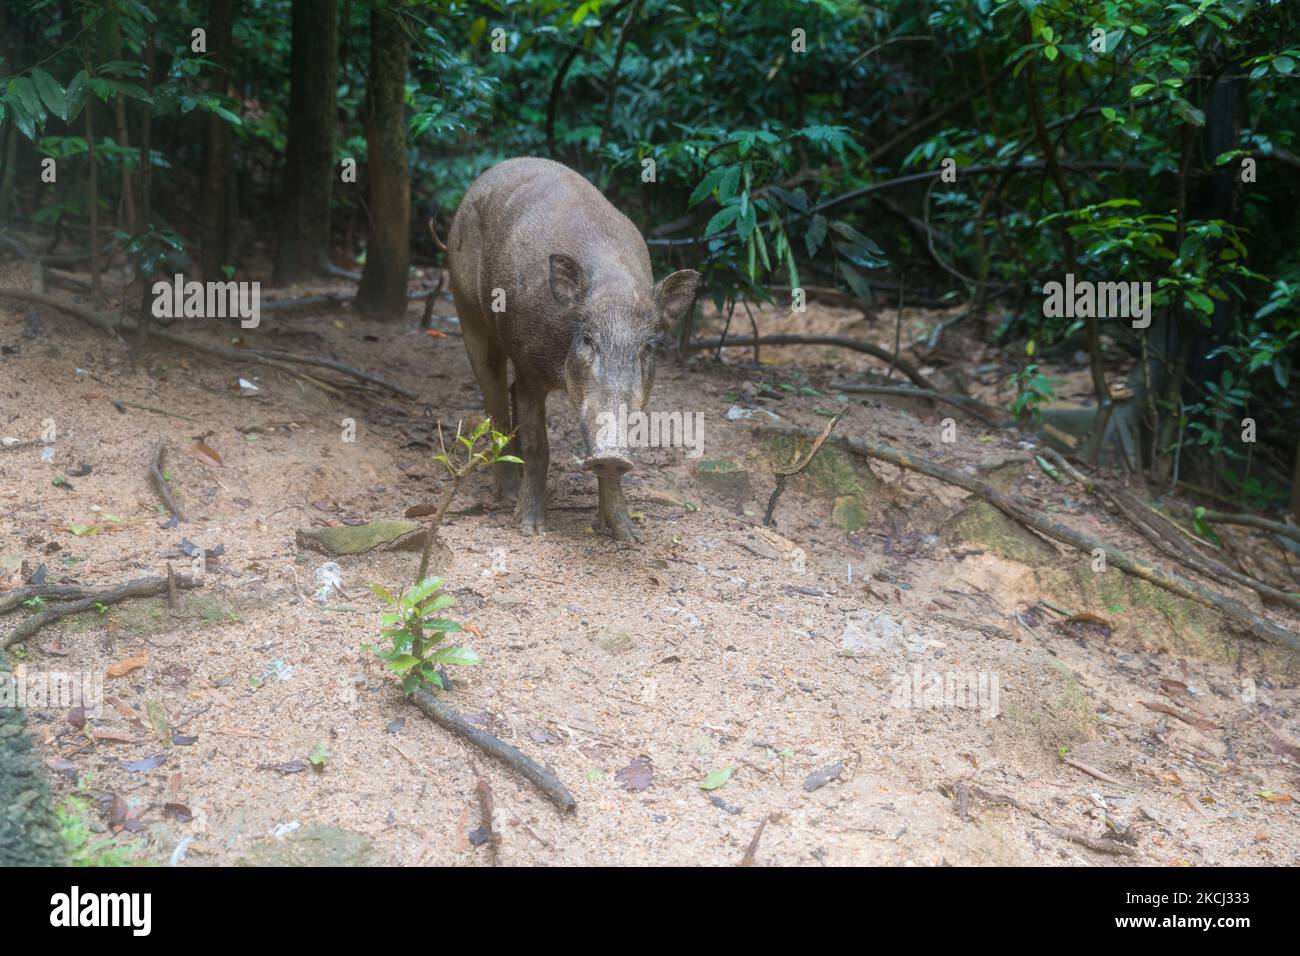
top-left (653, 269), bottom-right (701, 332)
top-left (549, 253), bottom-right (589, 309)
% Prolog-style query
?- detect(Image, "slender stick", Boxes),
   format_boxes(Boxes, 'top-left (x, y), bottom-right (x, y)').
top-left (150, 442), bottom-right (185, 522)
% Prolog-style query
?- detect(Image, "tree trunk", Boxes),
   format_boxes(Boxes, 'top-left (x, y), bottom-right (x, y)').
top-left (1291, 436), bottom-right (1300, 523)
top-left (354, 4), bottom-right (410, 320)
top-left (200, 0), bottom-right (239, 280)
top-left (272, 0), bottom-right (338, 285)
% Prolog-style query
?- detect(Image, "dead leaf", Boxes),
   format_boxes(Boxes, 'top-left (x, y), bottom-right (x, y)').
top-left (44, 756), bottom-right (78, 774)
top-left (91, 730), bottom-right (147, 744)
top-left (1065, 611), bottom-right (1111, 627)
top-left (615, 756), bottom-right (653, 792)
top-left (106, 654), bottom-right (148, 679)
top-left (163, 802), bottom-right (193, 822)
top-left (189, 439), bottom-right (223, 467)
top-left (1257, 790), bottom-right (1294, 803)
top-left (119, 753), bottom-right (168, 772)
top-left (1142, 700), bottom-right (1217, 731)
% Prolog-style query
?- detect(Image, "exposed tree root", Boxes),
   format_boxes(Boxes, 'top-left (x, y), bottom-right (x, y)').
top-left (412, 687), bottom-right (576, 813)
top-left (3, 574), bottom-right (203, 649)
top-left (829, 381), bottom-right (1010, 428)
top-left (751, 422), bottom-right (1300, 653)
top-left (0, 288), bottom-right (417, 399)
top-left (688, 334), bottom-right (934, 390)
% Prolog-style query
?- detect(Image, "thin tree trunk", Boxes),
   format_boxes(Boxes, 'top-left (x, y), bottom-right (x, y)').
top-left (200, 0), bottom-right (239, 280)
top-left (132, 0), bottom-right (158, 350)
top-left (1291, 438), bottom-right (1300, 523)
top-left (354, 4), bottom-right (410, 319)
top-left (84, 104), bottom-right (99, 299)
top-left (273, 0), bottom-right (339, 284)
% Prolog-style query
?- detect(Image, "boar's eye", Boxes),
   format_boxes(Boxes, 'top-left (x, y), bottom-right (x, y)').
top-left (644, 337), bottom-right (660, 354)
top-left (580, 331), bottom-right (595, 349)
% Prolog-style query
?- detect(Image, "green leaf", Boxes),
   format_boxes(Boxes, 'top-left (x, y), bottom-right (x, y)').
top-left (407, 577), bottom-right (443, 606)
top-left (420, 593), bottom-right (456, 615)
top-left (308, 741), bottom-right (329, 768)
top-left (369, 583), bottom-right (397, 605)
top-left (389, 654), bottom-right (420, 674)
top-left (704, 204), bottom-right (739, 237)
top-left (805, 214), bottom-right (828, 257)
top-left (428, 646), bottom-right (481, 666)
top-left (1172, 98), bottom-right (1205, 127)
top-left (700, 767), bottom-right (733, 790)
top-left (838, 261), bottom-right (874, 303)
top-left (9, 77), bottom-right (43, 119)
top-left (31, 69), bottom-right (67, 120)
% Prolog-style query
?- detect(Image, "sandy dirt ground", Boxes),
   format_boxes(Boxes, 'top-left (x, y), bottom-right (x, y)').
top-left (2, 265), bottom-right (1299, 866)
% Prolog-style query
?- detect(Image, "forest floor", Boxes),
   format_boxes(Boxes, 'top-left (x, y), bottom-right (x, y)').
top-left (2, 259), bottom-right (1300, 867)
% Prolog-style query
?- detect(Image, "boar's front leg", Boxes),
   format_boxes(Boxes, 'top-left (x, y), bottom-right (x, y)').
top-left (514, 384), bottom-right (549, 535)
top-left (594, 476), bottom-right (642, 543)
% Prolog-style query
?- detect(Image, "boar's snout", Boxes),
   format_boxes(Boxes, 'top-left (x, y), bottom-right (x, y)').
top-left (583, 452), bottom-right (634, 478)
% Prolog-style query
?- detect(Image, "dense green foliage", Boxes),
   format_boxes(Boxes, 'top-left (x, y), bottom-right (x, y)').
top-left (1, 0), bottom-right (1297, 501)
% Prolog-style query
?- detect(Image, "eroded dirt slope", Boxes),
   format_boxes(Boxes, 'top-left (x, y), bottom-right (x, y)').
top-left (2, 274), bottom-right (1298, 866)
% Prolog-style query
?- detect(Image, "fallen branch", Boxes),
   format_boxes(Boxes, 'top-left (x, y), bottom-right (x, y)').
top-left (1169, 504), bottom-right (1300, 547)
top-left (3, 574), bottom-right (203, 649)
top-left (750, 422), bottom-right (1300, 653)
top-left (1098, 485), bottom-right (1300, 615)
top-left (1061, 755), bottom-right (1124, 787)
top-left (411, 687), bottom-right (576, 813)
top-left (1046, 826), bottom-right (1138, 857)
top-left (0, 584), bottom-right (101, 615)
top-left (0, 288), bottom-right (417, 399)
top-left (150, 442), bottom-right (185, 522)
top-left (114, 399), bottom-right (200, 423)
top-left (829, 381), bottom-right (1009, 428)
top-left (764, 411), bottom-right (843, 527)
top-left (688, 334), bottom-right (934, 390)
top-left (739, 812), bottom-right (776, 866)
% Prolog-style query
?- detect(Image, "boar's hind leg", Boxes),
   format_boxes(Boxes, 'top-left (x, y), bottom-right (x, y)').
top-left (514, 384), bottom-right (549, 535)
top-left (459, 311), bottom-right (520, 500)
top-left (595, 477), bottom-right (642, 543)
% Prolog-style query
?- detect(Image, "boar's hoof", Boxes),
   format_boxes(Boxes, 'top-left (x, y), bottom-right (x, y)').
top-left (583, 454), bottom-right (633, 479)
top-left (595, 508), bottom-right (643, 543)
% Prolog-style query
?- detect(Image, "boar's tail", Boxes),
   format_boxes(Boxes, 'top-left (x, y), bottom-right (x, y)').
top-left (427, 217), bottom-right (448, 253)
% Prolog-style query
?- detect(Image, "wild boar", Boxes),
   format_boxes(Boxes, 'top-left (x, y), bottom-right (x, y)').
top-left (444, 157), bottom-right (700, 541)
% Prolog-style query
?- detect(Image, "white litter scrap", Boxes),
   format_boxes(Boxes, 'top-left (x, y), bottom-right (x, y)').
top-left (840, 610), bottom-right (928, 657)
top-left (238, 377), bottom-right (260, 394)
top-left (169, 836), bottom-right (194, 867)
top-left (725, 404), bottom-right (781, 422)
top-left (40, 446), bottom-right (55, 463)
top-left (272, 821), bottom-right (301, 840)
top-left (314, 562), bottom-right (345, 604)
